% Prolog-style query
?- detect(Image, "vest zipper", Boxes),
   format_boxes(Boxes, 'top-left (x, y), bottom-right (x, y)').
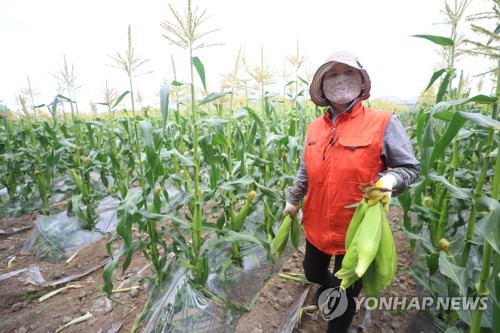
top-left (322, 119), bottom-right (341, 160)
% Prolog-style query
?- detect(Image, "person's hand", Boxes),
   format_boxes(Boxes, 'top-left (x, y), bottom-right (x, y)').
top-left (283, 202), bottom-right (299, 218)
top-left (366, 174), bottom-right (397, 212)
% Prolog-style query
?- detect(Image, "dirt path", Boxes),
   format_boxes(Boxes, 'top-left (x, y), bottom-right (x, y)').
top-left (0, 206), bottom-right (417, 333)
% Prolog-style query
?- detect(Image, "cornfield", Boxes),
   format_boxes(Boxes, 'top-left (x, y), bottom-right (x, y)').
top-left (0, 0), bottom-right (498, 332)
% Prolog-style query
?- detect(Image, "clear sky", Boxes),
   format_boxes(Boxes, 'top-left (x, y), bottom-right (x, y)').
top-left (0, 0), bottom-right (496, 112)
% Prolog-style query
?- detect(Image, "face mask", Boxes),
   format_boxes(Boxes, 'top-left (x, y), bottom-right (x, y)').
top-left (323, 74), bottom-right (362, 104)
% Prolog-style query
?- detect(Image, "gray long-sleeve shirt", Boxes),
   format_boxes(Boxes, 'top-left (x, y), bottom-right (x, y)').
top-left (287, 111), bottom-right (420, 205)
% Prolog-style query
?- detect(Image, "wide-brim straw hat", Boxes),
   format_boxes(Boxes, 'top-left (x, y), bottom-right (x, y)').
top-left (309, 50), bottom-right (371, 107)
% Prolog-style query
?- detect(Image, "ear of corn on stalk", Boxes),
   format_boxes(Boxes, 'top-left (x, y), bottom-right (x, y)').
top-left (233, 190), bottom-right (256, 232)
top-left (335, 183), bottom-right (397, 297)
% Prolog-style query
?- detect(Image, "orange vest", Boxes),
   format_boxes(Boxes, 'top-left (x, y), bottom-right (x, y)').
top-left (302, 102), bottom-right (393, 255)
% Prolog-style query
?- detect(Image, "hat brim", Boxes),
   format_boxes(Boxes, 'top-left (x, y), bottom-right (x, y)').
top-left (310, 61), bottom-right (371, 107)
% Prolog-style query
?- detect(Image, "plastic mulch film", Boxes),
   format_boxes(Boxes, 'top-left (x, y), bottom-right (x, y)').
top-left (143, 224), bottom-right (298, 333)
top-left (275, 286), bottom-right (311, 333)
top-left (142, 262), bottom-right (232, 333)
top-left (21, 195), bottom-right (120, 263)
top-left (19, 181), bottom-right (183, 264)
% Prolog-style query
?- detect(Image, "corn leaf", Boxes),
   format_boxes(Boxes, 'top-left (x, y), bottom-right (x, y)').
top-left (212, 230), bottom-right (273, 264)
top-left (412, 34), bottom-right (454, 46)
top-left (429, 111), bottom-right (468, 166)
top-left (111, 91), bottom-right (130, 109)
top-left (232, 107), bottom-right (248, 120)
top-left (192, 56), bottom-right (206, 92)
top-left (458, 111), bottom-right (500, 130)
top-left (476, 198), bottom-right (500, 253)
top-left (436, 69), bottom-right (452, 103)
top-left (160, 82), bottom-right (171, 131)
top-left (485, 255), bottom-right (500, 308)
top-left (430, 95), bottom-right (498, 114)
top-left (219, 175), bottom-right (254, 191)
top-left (438, 252), bottom-right (469, 298)
top-left (428, 174), bottom-right (472, 199)
top-left (198, 92), bottom-right (231, 106)
top-left (424, 68), bottom-right (447, 92)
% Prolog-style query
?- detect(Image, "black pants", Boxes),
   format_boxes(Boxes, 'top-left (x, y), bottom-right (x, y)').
top-left (303, 239), bottom-right (363, 333)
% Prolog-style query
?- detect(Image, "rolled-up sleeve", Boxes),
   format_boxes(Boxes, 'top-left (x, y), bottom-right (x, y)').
top-left (379, 115), bottom-right (420, 196)
top-left (287, 136), bottom-right (308, 205)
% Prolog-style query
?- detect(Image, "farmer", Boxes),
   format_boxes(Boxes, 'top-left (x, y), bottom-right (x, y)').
top-left (283, 50), bottom-right (420, 333)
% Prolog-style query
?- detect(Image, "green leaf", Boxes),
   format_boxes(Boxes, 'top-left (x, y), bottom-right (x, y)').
top-left (429, 174), bottom-right (472, 199)
top-left (172, 80), bottom-right (188, 86)
top-left (254, 182), bottom-right (282, 201)
top-left (139, 120), bottom-right (155, 150)
top-left (436, 69), bottom-right (452, 103)
top-left (424, 68), bottom-right (447, 92)
top-left (116, 190), bottom-right (142, 249)
top-left (438, 251), bottom-right (469, 298)
top-left (198, 92), bottom-right (231, 106)
top-left (212, 230), bottom-right (274, 264)
top-left (412, 34), bottom-right (454, 46)
top-left (112, 91), bottom-right (130, 109)
top-left (476, 198), bottom-right (500, 253)
top-left (429, 111), bottom-right (468, 166)
top-left (219, 175), bottom-right (254, 191)
top-left (160, 148), bottom-right (194, 166)
top-left (458, 111), bottom-right (500, 130)
top-left (244, 107), bottom-right (265, 131)
top-left (430, 95), bottom-right (498, 114)
top-left (160, 82), bottom-right (171, 131)
top-left (201, 118), bottom-right (229, 126)
top-left (192, 56), bottom-right (206, 92)
top-left (232, 107), bottom-right (248, 120)
top-left (476, 197), bottom-right (500, 212)
top-left (485, 254), bottom-right (500, 308)
top-left (84, 120), bottom-right (104, 127)
top-left (102, 244), bottom-right (124, 295)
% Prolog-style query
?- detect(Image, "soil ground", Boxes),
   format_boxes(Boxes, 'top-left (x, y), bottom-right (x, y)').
top-left (0, 205), bottom-right (417, 333)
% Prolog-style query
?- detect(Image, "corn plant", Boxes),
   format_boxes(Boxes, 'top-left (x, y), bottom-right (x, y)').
top-left (399, 1), bottom-right (499, 330)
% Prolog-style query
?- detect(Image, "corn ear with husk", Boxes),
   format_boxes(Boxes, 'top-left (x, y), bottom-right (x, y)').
top-left (345, 198), bottom-right (368, 248)
top-left (361, 259), bottom-right (381, 297)
top-left (335, 223), bottom-right (362, 280)
top-left (290, 215), bottom-right (301, 250)
top-left (374, 206), bottom-right (397, 288)
top-left (233, 190), bottom-right (256, 232)
top-left (355, 201), bottom-right (382, 277)
top-left (272, 214), bottom-right (292, 259)
top-left (336, 182), bottom-right (398, 295)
